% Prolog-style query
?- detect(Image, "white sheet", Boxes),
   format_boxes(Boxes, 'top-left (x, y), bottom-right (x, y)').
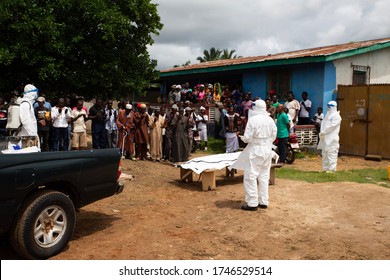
top-left (180, 152), bottom-right (241, 174)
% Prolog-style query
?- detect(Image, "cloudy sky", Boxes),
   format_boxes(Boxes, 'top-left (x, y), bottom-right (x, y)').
top-left (148, 0), bottom-right (390, 70)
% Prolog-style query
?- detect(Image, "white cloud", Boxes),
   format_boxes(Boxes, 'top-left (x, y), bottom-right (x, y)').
top-left (150, 0), bottom-right (390, 70)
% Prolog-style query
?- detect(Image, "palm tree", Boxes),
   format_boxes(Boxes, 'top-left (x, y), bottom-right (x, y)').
top-left (173, 60), bottom-right (191, 68)
top-left (196, 47), bottom-right (222, 63)
top-left (220, 49), bottom-right (241, 59)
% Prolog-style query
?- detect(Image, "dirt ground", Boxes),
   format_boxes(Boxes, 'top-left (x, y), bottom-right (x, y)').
top-left (1, 153), bottom-right (390, 260)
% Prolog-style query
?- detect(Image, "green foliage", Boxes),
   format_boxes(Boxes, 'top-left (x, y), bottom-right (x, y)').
top-left (0, 0), bottom-right (163, 99)
top-left (276, 168), bottom-right (390, 187)
top-left (197, 47), bottom-right (222, 63)
top-left (196, 48), bottom-right (240, 63)
top-left (220, 49), bottom-right (240, 59)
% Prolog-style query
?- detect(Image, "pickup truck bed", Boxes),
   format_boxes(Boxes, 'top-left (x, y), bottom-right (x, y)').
top-left (0, 148), bottom-right (123, 259)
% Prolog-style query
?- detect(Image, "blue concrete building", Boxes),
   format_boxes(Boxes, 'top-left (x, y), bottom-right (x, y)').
top-left (159, 37), bottom-right (390, 117)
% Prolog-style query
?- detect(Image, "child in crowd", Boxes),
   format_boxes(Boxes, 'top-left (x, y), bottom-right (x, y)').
top-left (312, 106), bottom-right (324, 144)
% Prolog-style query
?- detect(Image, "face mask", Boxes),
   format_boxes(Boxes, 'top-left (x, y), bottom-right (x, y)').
top-left (32, 93), bottom-right (38, 100)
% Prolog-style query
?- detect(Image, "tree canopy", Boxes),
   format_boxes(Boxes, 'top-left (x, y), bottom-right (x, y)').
top-left (196, 48), bottom-right (240, 63)
top-left (0, 0), bottom-right (163, 99)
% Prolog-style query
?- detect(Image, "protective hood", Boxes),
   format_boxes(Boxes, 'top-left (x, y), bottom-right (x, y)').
top-left (253, 100), bottom-right (266, 111)
top-left (249, 99), bottom-right (268, 118)
top-left (327, 101), bottom-right (337, 114)
top-left (23, 84), bottom-right (38, 102)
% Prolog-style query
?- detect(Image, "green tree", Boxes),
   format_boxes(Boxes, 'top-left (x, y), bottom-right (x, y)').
top-left (196, 48), bottom-right (240, 63)
top-left (221, 49), bottom-right (241, 59)
top-left (0, 0), bottom-right (163, 99)
top-left (196, 47), bottom-right (222, 63)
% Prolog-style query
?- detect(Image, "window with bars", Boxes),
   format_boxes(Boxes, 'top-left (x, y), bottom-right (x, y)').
top-left (266, 70), bottom-right (291, 100)
top-left (351, 64), bottom-right (370, 85)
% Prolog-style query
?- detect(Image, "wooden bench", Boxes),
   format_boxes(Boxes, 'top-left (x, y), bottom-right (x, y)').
top-left (180, 163), bottom-right (283, 191)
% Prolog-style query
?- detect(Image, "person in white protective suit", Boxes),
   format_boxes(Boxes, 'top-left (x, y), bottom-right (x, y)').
top-left (317, 100), bottom-right (342, 172)
top-left (17, 84), bottom-right (39, 137)
top-left (230, 99), bottom-right (277, 211)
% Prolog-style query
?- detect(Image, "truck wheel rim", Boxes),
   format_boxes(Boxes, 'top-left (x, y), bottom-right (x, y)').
top-left (34, 206), bottom-right (67, 248)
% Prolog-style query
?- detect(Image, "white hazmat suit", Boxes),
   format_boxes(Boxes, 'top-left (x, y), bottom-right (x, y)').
top-left (230, 100), bottom-right (277, 210)
top-left (317, 100), bottom-right (342, 172)
top-left (17, 84), bottom-right (38, 137)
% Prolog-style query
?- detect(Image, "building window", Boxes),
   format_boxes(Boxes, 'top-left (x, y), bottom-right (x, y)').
top-left (351, 64), bottom-right (370, 85)
top-left (267, 70), bottom-right (291, 99)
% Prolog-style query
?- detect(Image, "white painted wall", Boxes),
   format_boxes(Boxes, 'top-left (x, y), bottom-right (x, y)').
top-left (333, 48), bottom-right (390, 85)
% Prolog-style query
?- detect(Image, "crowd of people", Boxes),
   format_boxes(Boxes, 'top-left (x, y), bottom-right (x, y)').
top-left (0, 83), bottom-right (327, 165)
top-left (1, 83), bottom-right (341, 212)
top-left (0, 84), bottom-right (214, 163)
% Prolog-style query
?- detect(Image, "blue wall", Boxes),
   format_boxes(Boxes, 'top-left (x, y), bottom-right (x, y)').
top-left (241, 63), bottom-right (330, 118)
top-left (291, 63), bottom-right (324, 118)
top-left (322, 61), bottom-right (337, 114)
top-left (242, 69), bottom-right (267, 99)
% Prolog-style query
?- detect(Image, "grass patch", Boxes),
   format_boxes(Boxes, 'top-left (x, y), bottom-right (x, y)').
top-left (207, 137), bottom-right (226, 154)
top-left (276, 167), bottom-right (390, 187)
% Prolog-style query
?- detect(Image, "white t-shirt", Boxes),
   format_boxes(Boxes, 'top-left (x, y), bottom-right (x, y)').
top-left (299, 99), bottom-right (312, 118)
top-left (51, 106), bottom-right (71, 128)
top-left (284, 100), bottom-right (300, 121)
top-left (71, 108), bottom-right (88, 132)
top-left (314, 112), bottom-right (324, 125)
top-left (196, 114), bottom-right (208, 130)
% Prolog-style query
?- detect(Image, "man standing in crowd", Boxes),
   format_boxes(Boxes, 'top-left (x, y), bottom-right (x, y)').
top-left (276, 104), bottom-right (290, 164)
top-left (271, 94), bottom-right (279, 108)
top-left (284, 91), bottom-right (300, 126)
top-left (174, 85), bottom-right (181, 103)
top-left (51, 98), bottom-right (71, 151)
top-left (89, 97), bottom-right (107, 149)
top-left (298, 91), bottom-right (312, 125)
top-left (134, 103), bottom-right (149, 160)
top-left (171, 107), bottom-right (190, 163)
top-left (196, 106), bottom-right (208, 151)
top-left (71, 99), bottom-right (88, 150)
top-left (148, 106), bottom-right (165, 162)
top-left (185, 107), bottom-right (196, 156)
top-left (230, 100), bottom-right (277, 211)
top-left (224, 105), bottom-right (240, 153)
top-left (318, 101), bottom-right (342, 173)
top-left (116, 103), bottom-right (135, 159)
top-left (105, 100), bottom-right (118, 148)
top-left (241, 93), bottom-right (253, 117)
top-left (17, 84), bottom-right (39, 137)
top-left (35, 96), bottom-right (51, 151)
top-left (163, 104), bottom-right (178, 161)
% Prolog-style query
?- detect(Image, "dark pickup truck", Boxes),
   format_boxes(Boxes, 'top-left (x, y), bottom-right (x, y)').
top-left (0, 148), bottom-right (124, 259)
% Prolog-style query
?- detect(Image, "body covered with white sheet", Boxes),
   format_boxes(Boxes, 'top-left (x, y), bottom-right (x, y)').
top-left (230, 100), bottom-right (277, 208)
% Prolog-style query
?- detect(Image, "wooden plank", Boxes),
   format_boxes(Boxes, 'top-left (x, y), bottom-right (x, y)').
top-left (201, 170), bottom-right (216, 191)
top-left (180, 167), bottom-right (193, 182)
top-left (225, 167), bottom-right (236, 177)
top-left (365, 154), bottom-right (382, 161)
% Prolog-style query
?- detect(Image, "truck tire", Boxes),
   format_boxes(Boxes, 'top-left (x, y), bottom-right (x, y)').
top-left (10, 190), bottom-right (76, 259)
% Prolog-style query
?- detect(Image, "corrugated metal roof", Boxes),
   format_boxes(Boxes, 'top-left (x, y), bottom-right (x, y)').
top-left (160, 37), bottom-right (390, 73)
